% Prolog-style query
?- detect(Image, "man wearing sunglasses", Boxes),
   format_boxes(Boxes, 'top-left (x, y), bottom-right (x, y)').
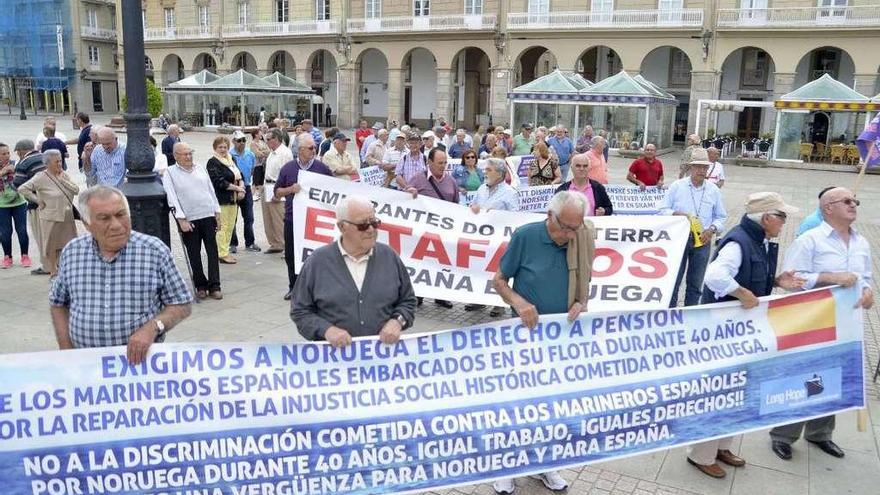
top-left (274, 134), bottom-right (333, 301)
top-left (491, 191), bottom-right (594, 495)
top-left (769, 187), bottom-right (873, 462)
top-left (292, 196), bottom-right (416, 348)
top-left (695, 192), bottom-right (804, 479)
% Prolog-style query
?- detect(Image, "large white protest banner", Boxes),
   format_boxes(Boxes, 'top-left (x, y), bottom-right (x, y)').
top-left (0, 287), bottom-right (863, 495)
top-left (293, 172), bottom-right (688, 310)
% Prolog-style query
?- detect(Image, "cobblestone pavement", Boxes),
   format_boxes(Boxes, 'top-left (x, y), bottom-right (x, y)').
top-left (1, 114), bottom-right (879, 494)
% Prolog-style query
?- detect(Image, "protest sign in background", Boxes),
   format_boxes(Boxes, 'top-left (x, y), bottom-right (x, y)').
top-left (293, 172), bottom-right (688, 310)
top-left (0, 287), bottom-right (863, 495)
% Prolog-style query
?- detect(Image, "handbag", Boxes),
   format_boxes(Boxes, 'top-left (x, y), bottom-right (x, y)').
top-left (45, 173), bottom-right (82, 221)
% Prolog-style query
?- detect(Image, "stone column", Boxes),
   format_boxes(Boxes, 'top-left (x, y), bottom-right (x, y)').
top-left (489, 66), bottom-right (514, 127)
top-left (687, 70), bottom-right (720, 135)
top-left (336, 66), bottom-right (358, 129)
top-left (767, 72), bottom-right (796, 135)
top-left (435, 68), bottom-right (454, 125)
top-left (854, 73), bottom-right (879, 98)
top-left (386, 68), bottom-right (404, 127)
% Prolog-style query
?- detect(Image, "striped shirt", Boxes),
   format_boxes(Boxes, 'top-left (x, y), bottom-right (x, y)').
top-left (49, 232), bottom-right (192, 348)
top-left (90, 144), bottom-right (127, 187)
top-left (394, 152), bottom-right (427, 185)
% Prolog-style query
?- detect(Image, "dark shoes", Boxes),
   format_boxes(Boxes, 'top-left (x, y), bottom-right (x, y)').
top-left (30, 267), bottom-right (50, 276)
top-left (245, 244), bottom-right (262, 252)
top-left (416, 297), bottom-right (423, 306)
top-left (196, 289), bottom-right (208, 300)
top-left (716, 449), bottom-right (746, 467)
top-left (434, 299), bottom-right (453, 308)
top-left (283, 290), bottom-right (293, 301)
top-left (209, 290), bottom-right (223, 300)
top-left (772, 441), bottom-right (793, 460)
top-left (265, 248), bottom-right (283, 254)
top-left (229, 245), bottom-right (238, 254)
top-left (489, 307), bottom-right (504, 317)
top-left (808, 439), bottom-right (845, 458)
top-left (687, 458), bottom-right (726, 478)
top-left (464, 304), bottom-right (484, 311)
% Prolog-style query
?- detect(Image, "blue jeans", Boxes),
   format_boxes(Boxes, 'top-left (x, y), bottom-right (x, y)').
top-left (230, 185), bottom-right (255, 248)
top-left (0, 203), bottom-right (28, 257)
top-left (669, 236), bottom-right (711, 307)
top-left (559, 162), bottom-right (571, 182)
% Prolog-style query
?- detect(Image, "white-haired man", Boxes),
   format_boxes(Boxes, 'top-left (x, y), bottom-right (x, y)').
top-left (291, 196), bottom-right (416, 347)
top-left (492, 191), bottom-right (595, 494)
top-left (90, 127), bottom-right (126, 187)
top-left (49, 186), bottom-right (192, 365)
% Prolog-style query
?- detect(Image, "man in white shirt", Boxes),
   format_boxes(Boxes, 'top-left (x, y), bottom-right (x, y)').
top-left (360, 122), bottom-right (384, 162)
top-left (263, 128), bottom-right (293, 253)
top-left (706, 147), bottom-right (726, 188)
top-left (381, 132), bottom-right (407, 187)
top-left (768, 186), bottom-right (873, 461)
top-left (364, 129), bottom-right (389, 168)
top-left (34, 117), bottom-right (69, 150)
top-left (163, 142), bottom-right (223, 300)
top-left (323, 133), bottom-right (359, 181)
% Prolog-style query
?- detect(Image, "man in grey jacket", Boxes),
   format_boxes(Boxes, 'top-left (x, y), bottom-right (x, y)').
top-left (291, 196), bottom-right (416, 347)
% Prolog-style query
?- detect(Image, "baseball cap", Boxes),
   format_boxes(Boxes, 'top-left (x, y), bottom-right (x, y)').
top-left (372, 122), bottom-right (384, 130)
top-left (421, 130), bottom-right (435, 139)
top-left (390, 129), bottom-right (404, 140)
top-left (333, 133), bottom-right (351, 141)
top-left (232, 130), bottom-right (246, 141)
top-left (521, 123), bottom-right (533, 130)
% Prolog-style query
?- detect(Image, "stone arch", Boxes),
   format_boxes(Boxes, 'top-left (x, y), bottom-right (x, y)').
top-left (356, 48), bottom-right (389, 122)
top-left (267, 50), bottom-right (296, 77)
top-left (717, 47), bottom-right (778, 138)
top-left (641, 46), bottom-right (693, 142)
top-left (401, 47), bottom-right (437, 127)
top-left (192, 52), bottom-right (217, 73)
top-left (230, 52), bottom-right (258, 73)
top-left (514, 46), bottom-right (557, 87)
top-left (793, 45), bottom-right (856, 88)
top-left (577, 46), bottom-right (623, 83)
top-left (306, 49), bottom-right (339, 121)
top-left (450, 46), bottom-right (490, 129)
top-left (161, 53), bottom-right (185, 84)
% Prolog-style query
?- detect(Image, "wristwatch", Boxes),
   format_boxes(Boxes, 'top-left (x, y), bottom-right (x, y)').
top-left (393, 314), bottom-right (407, 328)
top-left (154, 319), bottom-right (167, 339)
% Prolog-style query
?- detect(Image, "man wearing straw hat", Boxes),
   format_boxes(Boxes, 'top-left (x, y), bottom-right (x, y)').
top-left (660, 148), bottom-right (727, 307)
top-left (693, 191), bottom-right (804, 478)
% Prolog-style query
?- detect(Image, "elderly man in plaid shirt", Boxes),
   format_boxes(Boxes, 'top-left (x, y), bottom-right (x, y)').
top-left (49, 185), bottom-right (192, 364)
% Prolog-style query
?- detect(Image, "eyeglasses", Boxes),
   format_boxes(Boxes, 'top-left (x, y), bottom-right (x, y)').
top-left (829, 198), bottom-right (860, 207)
top-left (235, 139), bottom-right (246, 143)
top-left (303, 146), bottom-right (316, 150)
top-left (341, 218), bottom-right (381, 231)
top-left (769, 211), bottom-right (787, 221)
top-left (552, 213), bottom-right (582, 233)
top-left (464, 155), bottom-right (477, 160)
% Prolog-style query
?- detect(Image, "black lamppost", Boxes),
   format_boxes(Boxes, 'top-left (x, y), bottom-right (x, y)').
top-left (18, 87), bottom-right (26, 121)
top-left (120, 0), bottom-right (170, 247)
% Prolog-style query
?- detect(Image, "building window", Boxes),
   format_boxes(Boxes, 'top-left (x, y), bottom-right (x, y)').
top-left (414, 0), bottom-right (430, 17)
top-left (276, 0), bottom-right (289, 22)
top-left (669, 48), bottom-right (691, 87)
top-left (527, 0), bottom-right (549, 13)
top-left (740, 48), bottom-right (769, 88)
top-left (465, 0), bottom-right (482, 15)
top-left (238, 2), bottom-right (248, 25)
top-left (164, 8), bottom-right (174, 29)
top-left (88, 46), bottom-right (99, 68)
top-left (366, 0), bottom-right (381, 18)
top-left (199, 5), bottom-right (209, 29)
top-left (818, 0), bottom-right (847, 18)
top-left (316, 0), bottom-right (330, 20)
top-left (86, 9), bottom-right (97, 29)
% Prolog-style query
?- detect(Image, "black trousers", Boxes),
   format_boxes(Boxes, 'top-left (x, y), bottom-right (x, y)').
top-left (180, 217), bottom-right (220, 292)
top-left (230, 185), bottom-right (255, 247)
top-left (284, 219), bottom-right (296, 290)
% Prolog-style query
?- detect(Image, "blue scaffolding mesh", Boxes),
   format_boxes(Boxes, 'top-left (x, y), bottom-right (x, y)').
top-left (0, 0), bottom-right (75, 90)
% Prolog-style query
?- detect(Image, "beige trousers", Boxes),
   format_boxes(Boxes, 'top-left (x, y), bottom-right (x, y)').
top-left (261, 199), bottom-right (285, 251)
top-left (687, 436), bottom-right (734, 465)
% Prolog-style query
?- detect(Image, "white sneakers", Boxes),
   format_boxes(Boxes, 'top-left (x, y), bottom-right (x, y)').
top-left (493, 478), bottom-right (515, 494)
top-left (492, 471), bottom-right (568, 494)
top-left (538, 471), bottom-right (569, 491)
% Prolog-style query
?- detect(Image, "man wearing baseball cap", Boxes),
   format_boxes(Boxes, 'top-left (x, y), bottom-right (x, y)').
top-left (324, 133), bottom-right (359, 181)
top-left (694, 191), bottom-right (804, 478)
top-left (361, 122), bottom-right (384, 162)
top-left (512, 123), bottom-right (535, 156)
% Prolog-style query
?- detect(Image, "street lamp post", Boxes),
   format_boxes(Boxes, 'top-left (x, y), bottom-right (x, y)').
top-left (18, 87), bottom-right (26, 121)
top-left (120, 0), bottom-right (170, 247)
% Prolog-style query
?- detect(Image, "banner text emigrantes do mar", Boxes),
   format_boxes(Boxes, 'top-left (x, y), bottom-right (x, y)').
top-left (293, 172), bottom-right (688, 311)
top-left (0, 287), bottom-right (864, 494)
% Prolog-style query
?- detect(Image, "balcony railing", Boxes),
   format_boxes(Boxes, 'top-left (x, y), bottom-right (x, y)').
top-left (223, 20), bottom-right (339, 38)
top-left (507, 9), bottom-right (703, 29)
top-left (144, 26), bottom-right (216, 41)
top-left (717, 6), bottom-right (880, 28)
top-left (80, 26), bottom-right (116, 41)
top-left (347, 14), bottom-right (496, 33)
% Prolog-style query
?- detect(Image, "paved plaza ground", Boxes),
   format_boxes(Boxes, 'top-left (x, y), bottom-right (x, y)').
top-left (1, 113), bottom-right (880, 494)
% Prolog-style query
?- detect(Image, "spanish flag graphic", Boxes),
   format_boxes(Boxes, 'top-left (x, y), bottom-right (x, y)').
top-left (767, 289), bottom-right (837, 351)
